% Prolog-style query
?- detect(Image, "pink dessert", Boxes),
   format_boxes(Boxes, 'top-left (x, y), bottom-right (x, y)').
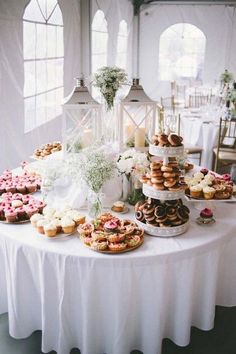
top-left (16, 184), bottom-right (26, 194)
top-left (1, 192), bottom-right (13, 199)
top-left (5, 209), bottom-right (18, 222)
top-left (200, 208), bottom-right (213, 219)
top-left (25, 205), bottom-right (38, 218)
top-left (12, 193), bottom-right (23, 200)
top-left (26, 182), bottom-right (37, 193)
top-left (222, 174), bottom-right (231, 182)
top-left (16, 206), bottom-right (27, 221)
top-left (0, 206), bottom-right (5, 220)
top-left (104, 220), bottom-right (118, 232)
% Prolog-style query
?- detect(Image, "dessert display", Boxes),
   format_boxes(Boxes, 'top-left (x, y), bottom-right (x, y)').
top-left (111, 201), bottom-right (127, 213)
top-left (196, 208), bottom-right (215, 225)
top-left (0, 193), bottom-right (45, 223)
top-left (31, 206), bottom-right (86, 238)
top-left (33, 141), bottom-right (62, 159)
top-left (78, 213), bottom-right (144, 253)
top-left (0, 169), bottom-right (41, 196)
top-left (185, 171), bottom-right (234, 200)
top-left (138, 132), bottom-right (190, 237)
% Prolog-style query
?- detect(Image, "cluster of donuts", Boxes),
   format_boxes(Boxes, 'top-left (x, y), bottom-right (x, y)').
top-left (33, 141), bottom-right (62, 159)
top-left (185, 170), bottom-right (233, 199)
top-left (140, 161), bottom-right (187, 191)
top-left (135, 198), bottom-right (190, 227)
top-left (78, 213), bottom-right (144, 252)
top-left (30, 206), bottom-right (85, 237)
top-left (0, 169), bottom-right (41, 196)
top-left (152, 133), bottom-right (183, 147)
top-left (0, 193), bottom-right (45, 223)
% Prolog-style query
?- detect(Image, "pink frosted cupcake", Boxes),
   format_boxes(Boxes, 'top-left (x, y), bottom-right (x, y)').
top-left (5, 184), bottom-right (16, 194)
top-left (26, 182), bottom-right (37, 194)
top-left (25, 205), bottom-right (39, 218)
top-left (1, 192), bottom-right (13, 199)
top-left (0, 184), bottom-right (6, 195)
top-left (5, 208), bottom-right (18, 222)
top-left (12, 193), bottom-right (23, 200)
top-left (22, 194), bottom-right (32, 204)
top-left (16, 206), bottom-right (27, 221)
top-left (0, 206), bottom-right (5, 220)
top-left (16, 184), bottom-right (26, 194)
top-left (33, 200), bottom-right (45, 213)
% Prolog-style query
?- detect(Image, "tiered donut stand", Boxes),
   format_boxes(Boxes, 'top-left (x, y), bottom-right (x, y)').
top-left (135, 143), bottom-right (189, 237)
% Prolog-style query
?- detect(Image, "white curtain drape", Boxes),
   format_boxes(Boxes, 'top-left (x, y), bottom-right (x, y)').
top-left (139, 4), bottom-right (236, 100)
top-left (0, 0), bottom-right (80, 171)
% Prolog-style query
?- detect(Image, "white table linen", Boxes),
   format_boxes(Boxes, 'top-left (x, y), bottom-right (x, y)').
top-left (0, 202), bottom-right (236, 354)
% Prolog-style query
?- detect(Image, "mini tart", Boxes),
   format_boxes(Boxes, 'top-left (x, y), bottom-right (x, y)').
top-left (107, 233), bottom-right (126, 243)
top-left (91, 231), bottom-right (108, 242)
top-left (203, 186), bottom-right (216, 200)
top-left (77, 222), bottom-right (94, 236)
top-left (108, 242), bottom-right (127, 252)
top-left (190, 185), bottom-right (203, 198)
top-left (43, 223), bottom-right (57, 237)
top-left (125, 235), bottom-right (141, 248)
top-left (91, 240), bottom-right (108, 251)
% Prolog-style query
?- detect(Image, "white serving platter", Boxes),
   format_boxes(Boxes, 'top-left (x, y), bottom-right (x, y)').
top-left (149, 144), bottom-right (184, 157)
top-left (135, 219), bottom-right (189, 237)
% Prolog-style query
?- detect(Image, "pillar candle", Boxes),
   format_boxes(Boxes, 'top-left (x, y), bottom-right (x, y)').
top-left (134, 127), bottom-right (146, 148)
top-left (81, 129), bottom-right (93, 148)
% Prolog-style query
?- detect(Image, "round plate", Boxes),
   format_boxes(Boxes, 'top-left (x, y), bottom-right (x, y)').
top-left (0, 219), bottom-right (30, 224)
top-left (111, 206), bottom-right (129, 214)
top-left (149, 144), bottom-right (184, 157)
top-left (135, 219), bottom-right (189, 237)
top-left (143, 184), bottom-right (185, 200)
top-left (196, 217), bottom-right (216, 225)
top-left (82, 237), bottom-right (144, 254)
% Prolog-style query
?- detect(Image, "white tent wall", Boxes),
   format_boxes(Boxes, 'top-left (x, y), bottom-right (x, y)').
top-left (139, 4), bottom-right (236, 100)
top-left (0, 0), bottom-right (80, 171)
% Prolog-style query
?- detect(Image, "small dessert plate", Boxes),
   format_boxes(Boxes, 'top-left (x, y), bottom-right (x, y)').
top-left (196, 217), bottom-right (216, 225)
top-left (111, 206), bottom-right (129, 214)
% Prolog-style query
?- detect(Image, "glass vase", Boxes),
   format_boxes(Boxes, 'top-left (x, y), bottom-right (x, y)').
top-left (127, 175), bottom-right (145, 206)
top-left (87, 189), bottom-right (103, 218)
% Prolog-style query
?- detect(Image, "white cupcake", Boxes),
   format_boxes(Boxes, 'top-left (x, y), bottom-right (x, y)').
top-left (193, 172), bottom-right (204, 181)
top-left (30, 213), bottom-right (44, 227)
top-left (11, 200), bottom-right (23, 208)
top-left (42, 206), bottom-right (56, 217)
top-left (61, 217), bottom-right (75, 234)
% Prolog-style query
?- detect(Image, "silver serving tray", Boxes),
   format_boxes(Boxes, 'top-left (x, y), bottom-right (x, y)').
top-left (149, 144), bottom-right (184, 157)
top-left (135, 219), bottom-right (189, 237)
top-left (143, 184), bottom-right (185, 200)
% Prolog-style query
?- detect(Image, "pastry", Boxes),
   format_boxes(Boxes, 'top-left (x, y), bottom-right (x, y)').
top-left (30, 213), bottom-right (44, 227)
top-left (36, 219), bottom-right (49, 234)
top-left (5, 209), bottom-right (18, 222)
top-left (167, 133), bottom-right (183, 146)
top-left (43, 223), bottom-right (57, 237)
top-left (112, 201), bottom-right (125, 212)
top-left (61, 218), bottom-right (75, 234)
top-left (190, 185), bottom-right (202, 198)
top-left (108, 242), bottom-right (127, 252)
top-left (203, 186), bottom-right (216, 200)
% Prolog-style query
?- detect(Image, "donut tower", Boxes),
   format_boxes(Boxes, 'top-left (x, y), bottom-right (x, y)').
top-left (135, 133), bottom-right (190, 237)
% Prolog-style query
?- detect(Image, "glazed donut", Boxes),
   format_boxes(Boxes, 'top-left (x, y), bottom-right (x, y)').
top-left (135, 210), bottom-right (145, 222)
top-left (157, 134), bottom-right (169, 145)
top-left (145, 214), bottom-right (156, 223)
top-left (167, 133), bottom-right (183, 146)
top-left (147, 180), bottom-right (153, 186)
top-left (164, 180), bottom-right (177, 188)
top-left (168, 185), bottom-right (182, 191)
top-left (153, 183), bottom-right (165, 191)
top-left (171, 219), bottom-right (183, 226)
top-left (152, 135), bottom-right (159, 143)
top-left (108, 242), bottom-right (127, 252)
top-left (150, 162), bottom-right (161, 170)
top-left (150, 171), bottom-right (163, 177)
top-left (154, 205), bottom-right (166, 219)
top-left (182, 205), bottom-right (190, 214)
top-left (161, 165), bottom-right (173, 172)
top-left (165, 200), bottom-right (179, 207)
top-left (176, 206), bottom-right (189, 221)
top-left (166, 206), bottom-right (177, 218)
top-left (163, 172), bottom-right (176, 178)
top-left (143, 204), bottom-right (155, 215)
top-left (151, 177), bottom-right (164, 184)
top-left (159, 220), bottom-right (172, 227)
top-left (140, 176), bottom-right (149, 184)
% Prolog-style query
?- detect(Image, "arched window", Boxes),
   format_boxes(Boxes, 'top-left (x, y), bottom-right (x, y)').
top-left (92, 10), bottom-right (108, 74)
top-left (23, 0), bottom-right (64, 132)
top-left (159, 23), bottom-right (206, 81)
top-left (116, 20), bottom-right (128, 70)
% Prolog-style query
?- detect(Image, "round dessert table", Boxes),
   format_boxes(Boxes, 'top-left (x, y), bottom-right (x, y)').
top-left (0, 202), bottom-right (236, 354)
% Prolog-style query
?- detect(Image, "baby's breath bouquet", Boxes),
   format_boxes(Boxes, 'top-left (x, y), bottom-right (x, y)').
top-left (220, 69), bottom-right (234, 85)
top-left (75, 146), bottom-right (116, 217)
top-left (94, 66), bottom-right (127, 111)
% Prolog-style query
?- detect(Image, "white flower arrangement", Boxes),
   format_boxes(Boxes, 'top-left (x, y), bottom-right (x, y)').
top-left (93, 66), bottom-right (127, 111)
top-left (117, 149), bottom-right (149, 179)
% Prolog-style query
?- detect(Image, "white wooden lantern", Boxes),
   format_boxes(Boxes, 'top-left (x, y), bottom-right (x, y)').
top-left (119, 78), bottom-right (157, 150)
top-left (63, 78), bottom-right (102, 153)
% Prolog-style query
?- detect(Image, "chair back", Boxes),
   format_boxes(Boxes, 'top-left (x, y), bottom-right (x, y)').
top-left (188, 94), bottom-right (209, 108)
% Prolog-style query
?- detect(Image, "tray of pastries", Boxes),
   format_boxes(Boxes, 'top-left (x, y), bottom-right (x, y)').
top-left (135, 198), bottom-right (189, 237)
top-left (78, 213), bottom-right (144, 253)
top-left (140, 161), bottom-right (187, 200)
top-left (31, 205), bottom-right (86, 238)
top-left (149, 133), bottom-right (184, 157)
top-left (185, 170), bottom-right (235, 201)
top-left (33, 141), bottom-right (62, 160)
top-left (0, 169), bottom-right (41, 196)
top-left (0, 192), bottom-right (45, 224)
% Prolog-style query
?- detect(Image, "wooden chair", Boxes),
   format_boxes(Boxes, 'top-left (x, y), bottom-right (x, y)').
top-left (161, 96), bottom-right (176, 114)
top-left (177, 114), bottom-right (203, 165)
top-left (213, 118), bottom-right (236, 172)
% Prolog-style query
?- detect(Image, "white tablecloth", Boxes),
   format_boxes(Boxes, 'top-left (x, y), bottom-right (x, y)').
top-left (0, 202), bottom-right (236, 354)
